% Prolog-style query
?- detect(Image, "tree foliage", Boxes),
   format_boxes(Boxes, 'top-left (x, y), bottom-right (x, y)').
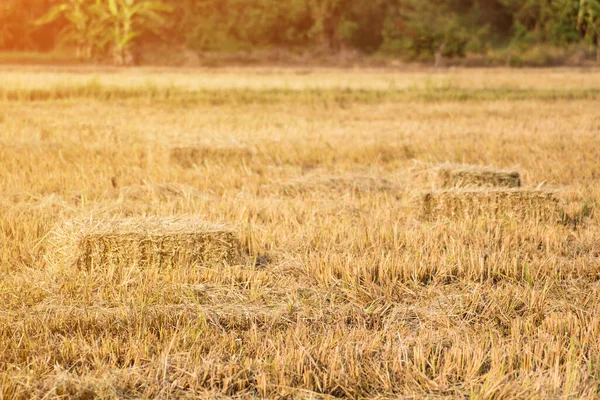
top-left (578, 0), bottom-right (600, 60)
top-left (100, 0), bottom-right (173, 64)
top-left (2, 0), bottom-right (600, 63)
top-left (35, 0), bottom-right (107, 59)
top-left (35, 0), bottom-right (171, 63)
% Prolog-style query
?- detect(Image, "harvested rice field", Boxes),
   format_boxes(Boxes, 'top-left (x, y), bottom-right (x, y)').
top-left (1, 67), bottom-right (600, 399)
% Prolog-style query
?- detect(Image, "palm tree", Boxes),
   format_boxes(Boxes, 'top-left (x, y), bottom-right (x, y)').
top-left (37, 0), bottom-right (171, 65)
top-left (36, 0), bottom-right (107, 60)
top-left (101, 0), bottom-right (172, 65)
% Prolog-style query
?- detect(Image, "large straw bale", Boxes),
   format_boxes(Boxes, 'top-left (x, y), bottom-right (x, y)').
top-left (169, 145), bottom-right (254, 167)
top-left (418, 188), bottom-right (564, 222)
top-left (46, 217), bottom-right (242, 270)
top-left (435, 163), bottom-right (521, 188)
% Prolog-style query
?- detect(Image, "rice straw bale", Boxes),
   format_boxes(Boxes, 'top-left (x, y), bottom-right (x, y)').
top-left (435, 163), bottom-right (521, 188)
top-left (46, 217), bottom-right (242, 270)
top-left (418, 188), bottom-right (564, 222)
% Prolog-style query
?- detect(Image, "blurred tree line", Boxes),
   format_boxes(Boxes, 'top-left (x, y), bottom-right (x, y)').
top-left (1, 0), bottom-right (599, 64)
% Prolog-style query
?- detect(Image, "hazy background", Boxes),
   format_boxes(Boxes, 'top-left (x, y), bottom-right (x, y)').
top-left (1, 0), bottom-right (599, 66)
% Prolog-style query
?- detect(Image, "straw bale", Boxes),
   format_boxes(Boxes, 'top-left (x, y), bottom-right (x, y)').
top-left (435, 163), bottom-right (521, 188)
top-left (169, 145), bottom-right (254, 167)
top-left (418, 188), bottom-right (564, 222)
top-left (46, 217), bottom-right (242, 270)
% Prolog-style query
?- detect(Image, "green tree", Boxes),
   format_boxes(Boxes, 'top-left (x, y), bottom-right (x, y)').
top-left (172, 0), bottom-right (312, 53)
top-left (381, 0), bottom-right (488, 61)
top-left (500, 0), bottom-right (580, 46)
top-left (37, 0), bottom-right (171, 64)
top-left (578, 0), bottom-right (600, 62)
top-left (100, 0), bottom-right (172, 65)
top-left (307, 0), bottom-right (344, 50)
top-left (36, 0), bottom-right (107, 59)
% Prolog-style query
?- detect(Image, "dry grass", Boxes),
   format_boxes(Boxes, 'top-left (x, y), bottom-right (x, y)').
top-left (169, 145), bottom-right (255, 168)
top-left (45, 217), bottom-right (242, 271)
top-left (263, 172), bottom-right (402, 197)
top-left (434, 163), bottom-right (521, 188)
top-left (1, 66), bottom-right (600, 399)
top-left (117, 183), bottom-right (210, 202)
top-left (418, 188), bottom-right (564, 222)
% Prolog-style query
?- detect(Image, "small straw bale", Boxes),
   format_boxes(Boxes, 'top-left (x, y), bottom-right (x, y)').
top-left (265, 173), bottom-right (400, 197)
top-left (435, 163), bottom-right (521, 188)
top-left (418, 188), bottom-right (564, 222)
top-left (46, 217), bottom-right (242, 271)
top-left (169, 145), bottom-right (254, 168)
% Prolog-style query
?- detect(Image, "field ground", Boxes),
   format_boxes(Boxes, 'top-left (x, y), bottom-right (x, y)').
top-left (1, 67), bottom-right (600, 399)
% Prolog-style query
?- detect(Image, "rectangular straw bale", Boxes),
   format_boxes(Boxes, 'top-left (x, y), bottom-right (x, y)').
top-left (436, 163), bottom-right (521, 188)
top-left (418, 188), bottom-right (564, 222)
top-left (169, 145), bottom-right (254, 168)
top-left (46, 217), bottom-right (242, 270)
